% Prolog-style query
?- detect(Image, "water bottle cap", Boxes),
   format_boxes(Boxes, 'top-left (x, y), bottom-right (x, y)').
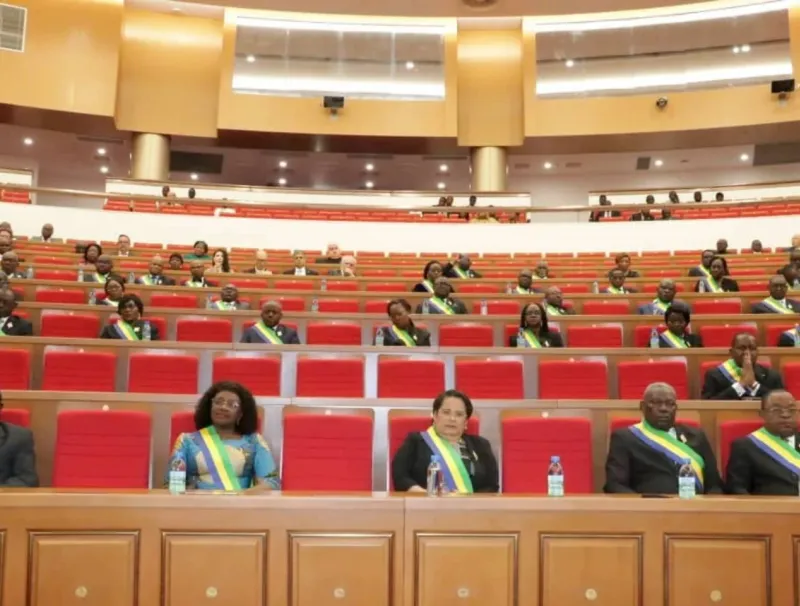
top-left (550, 455), bottom-right (560, 463)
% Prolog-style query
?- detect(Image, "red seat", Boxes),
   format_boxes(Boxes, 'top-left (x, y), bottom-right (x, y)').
top-left (566, 325), bottom-right (622, 348)
top-left (325, 280), bottom-right (359, 292)
top-left (538, 360), bottom-right (608, 399)
top-left (782, 362), bottom-right (800, 398)
top-left (150, 293), bottom-right (198, 309)
top-left (617, 360), bottom-right (689, 399)
top-left (128, 353), bottom-right (198, 394)
top-left (501, 417), bottom-right (593, 494)
top-left (169, 410), bottom-right (197, 452)
top-left (0, 408), bottom-right (30, 426)
top-left (739, 281), bottom-right (767, 292)
top-left (470, 300), bottom-right (520, 316)
top-left (52, 410), bottom-right (151, 488)
top-left (718, 419), bottom-right (763, 473)
top-left (42, 351), bottom-right (117, 392)
top-left (377, 358), bottom-right (445, 398)
top-left (693, 298), bottom-right (742, 315)
top-left (34, 288), bottom-right (86, 305)
top-left (455, 359), bottom-right (523, 399)
top-left (698, 325), bottom-right (757, 348)
top-left (634, 324), bottom-right (666, 347)
top-left (274, 280), bottom-right (315, 291)
top-left (40, 313), bottom-right (101, 339)
top-left (306, 322), bottom-right (361, 345)
top-left (459, 283), bottom-right (500, 294)
top-left (364, 300), bottom-right (389, 314)
top-left (766, 324), bottom-right (796, 346)
top-left (176, 318), bottom-right (233, 343)
top-left (582, 300), bottom-right (630, 316)
top-left (365, 283), bottom-right (405, 292)
top-left (361, 270), bottom-right (396, 278)
top-left (34, 269), bottom-right (77, 281)
top-left (296, 358), bottom-right (364, 397)
top-left (317, 299), bottom-right (359, 313)
top-left (212, 356), bottom-right (281, 396)
top-left (259, 296), bottom-right (306, 312)
top-left (610, 417), bottom-right (699, 433)
top-left (560, 284), bottom-right (590, 294)
top-left (439, 323), bottom-right (494, 347)
top-left (281, 413), bottom-right (373, 490)
top-left (0, 349), bottom-right (30, 389)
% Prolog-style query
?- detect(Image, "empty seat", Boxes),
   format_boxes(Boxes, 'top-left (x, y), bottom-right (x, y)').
top-left (617, 359), bottom-right (689, 399)
top-left (0, 349), bottom-right (30, 389)
top-left (40, 313), bottom-right (101, 339)
top-left (634, 324), bottom-right (666, 347)
top-left (698, 325), bottom-right (757, 348)
top-left (538, 360), bottom-right (608, 399)
top-left (128, 353), bottom-right (199, 394)
top-left (325, 280), bottom-right (359, 292)
top-left (455, 359), bottom-right (524, 399)
top-left (274, 280), bottom-right (315, 291)
top-left (52, 410), bottom-right (151, 488)
top-left (566, 325), bottom-right (623, 348)
top-left (259, 296), bottom-right (305, 312)
top-left (176, 318), bottom-right (233, 343)
top-left (317, 299), bottom-right (360, 313)
top-left (34, 288), bottom-right (86, 305)
top-left (693, 298), bottom-right (742, 315)
top-left (34, 269), bottom-right (77, 281)
top-left (212, 356), bottom-right (281, 396)
top-left (282, 412), bottom-right (373, 490)
top-left (718, 419), bottom-right (763, 473)
top-left (439, 323), bottom-right (494, 347)
top-left (42, 351), bottom-right (117, 392)
top-left (150, 293), bottom-right (198, 309)
top-left (306, 322), bottom-right (361, 346)
top-left (365, 283), bottom-right (405, 292)
top-left (296, 358), bottom-right (364, 397)
top-left (782, 362), bottom-right (800, 398)
top-left (582, 300), bottom-right (630, 316)
top-left (502, 416), bottom-right (593, 494)
top-left (459, 283), bottom-right (499, 294)
top-left (378, 358), bottom-right (445, 398)
top-left (364, 300), bottom-right (389, 314)
top-left (470, 300), bottom-right (520, 315)
top-left (0, 408), bottom-right (30, 426)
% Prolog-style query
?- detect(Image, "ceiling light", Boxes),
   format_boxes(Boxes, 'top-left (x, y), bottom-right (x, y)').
top-left (565, 59), bottom-right (575, 68)
top-left (439, 164), bottom-right (449, 172)
top-left (365, 163), bottom-right (374, 171)
top-left (732, 46), bottom-right (740, 54)
top-left (740, 153), bottom-right (750, 161)
top-left (437, 182), bottom-right (446, 190)
top-left (741, 44), bottom-right (751, 53)
top-left (278, 177), bottom-right (287, 186)
top-left (405, 61), bottom-right (415, 70)
top-left (543, 162), bottom-right (553, 170)
top-left (23, 137), bottom-right (33, 146)
top-left (190, 173), bottom-right (199, 181)
top-left (365, 181), bottom-right (374, 189)
top-left (235, 16), bottom-right (445, 36)
top-left (278, 160), bottom-right (288, 168)
top-left (654, 159), bottom-right (664, 167)
top-left (246, 54), bottom-right (256, 63)
top-left (100, 166), bottom-right (109, 174)
top-left (97, 147), bottom-right (106, 156)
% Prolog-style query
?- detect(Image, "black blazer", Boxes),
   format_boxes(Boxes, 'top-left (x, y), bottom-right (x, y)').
top-left (379, 325), bottom-right (431, 347)
top-left (391, 431), bottom-right (499, 493)
top-left (136, 274), bottom-right (176, 286)
top-left (240, 323), bottom-right (300, 344)
top-left (414, 298), bottom-right (468, 315)
top-left (442, 263), bottom-right (482, 279)
top-left (0, 422), bottom-right (38, 486)
top-left (693, 277), bottom-right (739, 292)
top-left (751, 298), bottom-right (800, 314)
top-left (657, 332), bottom-right (703, 348)
top-left (701, 363), bottom-right (784, 400)
top-left (604, 424), bottom-right (723, 495)
top-left (412, 283), bottom-right (434, 293)
top-left (630, 212), bottom-right (655, 221)
top-left (282, 268), bottom-right (319, 276)
top-left (99, 320), bottom-right (161, 340)
top-left (508, 331), bottom-right (563, 348)
top-left (778, 331), bottom-right (799, 347)
top-left (688, 266), bottom-right (709, 277)
top-left (726, 434), bottom-right (800, 495)
top-left (1, 315), bottom-right (33, 336)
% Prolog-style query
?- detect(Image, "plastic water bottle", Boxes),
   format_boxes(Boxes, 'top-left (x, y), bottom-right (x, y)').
top-left (311, 298), bottom-right (319, 313)
top-left (26, 266), bottom-right (34, 279)
top-left (87, 289), bottom-right (96, 305)
top-left (375, 327), bottom-right (385, 346)
top-left (128, 271), bottom-right (135, 284)
top-left (517, 328), bottom-right (528, 348)
top-left (77, 267), bottom-right (84, 282)
top-left (678, 459), bottom-right (696, 499)
top-left (592, 281), bottom-right (599, 294)
top-left (547, 455), bottom-right (564, 497)
top-left (141, 321), bottom-right (152, 341)
top-left (168, 457), bottom-right (187, 495)
top-left (320, 278), bottom-right (327, 291)
top-left (480, 299), bottom-right (488, 315)
top-left (698, 280), bottom-right (706, 293)
top-left (205, 295), bottom-right (213, 310)
top-left (649, 328), bottom-right (660, 349)
top-left (426, 455), bottom-right (443, 497)
top-left (506, 283), bottom-right (513, 295)
top-left (422, 299), bottom-right (430, 314)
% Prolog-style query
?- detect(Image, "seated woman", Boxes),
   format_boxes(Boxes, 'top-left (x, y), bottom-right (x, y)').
top-left (82, 242), bottom-right (102, 266)
top-left (378, 298), bottom-right (431, 346)
top-left (412, 261), bottom-right (443, 293)
top-left (166, 381), bottom-right (280, 491)
top-left (168, 253), bottom-right (184, 270)
top-left (509, 302), bottom-right (563, 348)
top-left (391, 390), bottom-right (498, 493)
top-left (185, 240), bottom-right (212, 262)
top-left (205, 249), bottom-right (232, 274)
top-left (693, 256), bottom-right (739, 293)
top-left (99, 293), bottom-right (161, 340)
top-left (657, 302), bottom-right (703, 348)
top-left (96, 274), bottom-right (126, 307)
top-left (415, 277), bottom-right (467, 314)
top-left (615, 253), bottom-right (640, 278)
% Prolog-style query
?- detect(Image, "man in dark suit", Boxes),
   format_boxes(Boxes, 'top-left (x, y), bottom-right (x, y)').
top-left (589, 195), bottom-right (621, 222)
top-left (604, 382), bottom-right (723, 494)
top-left (315, 243), bottom-right (342, 265)
top-left (701, 333), bottom-right (784, 400)
top-left (543, 286), bottom-right (575, 316)
top-left (283, 251), bottom-right (319, 276)
top-left (83, 254), bottom-right (114, 283)
top-left (414, 277), bottom-right (467, 314)
top-left (751, 275), bottom-right (800, 314)
top-left (136, 255), bottom-right (176, 286)
top-left (1, 252), bottom-right (26, 279)
top-left (242, 250), bottom-right (272, 275)
top-left (688, 250), bottom-right (715, 278)
top-left (211, 284), bottom-right (250, 311)
top-left (0, 289), bottom-right (33, 336)
top-left (443, 254), bottom-right (482, 279)
top-left (726, 390), bottom-right (800, 495)
top-left (241, 301), bottom-right (300, 344)
top-left (0, 392), bottom-right (38, 486)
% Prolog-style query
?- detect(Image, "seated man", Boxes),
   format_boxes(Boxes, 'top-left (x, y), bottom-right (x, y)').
top-left (0, 232), bottom-right (13, 255)
top-left (751, 275), bottom-right (799, 314)
top-left (688, 250), bottom-right (715, 278)
top-left (533, 261), bottom-right (550, 281)
top-left (243, 250), bottom-right (272, 275)
top-left (701, 333), bottom-right (784, 400)
top-left (604, 382), bottom-right (722, 495)
top-left (328, 255), bottom-right (357, 277)
top-left (116, 234), bottom-right (132, 257)
top-left (283, 250), bottom-right (319, 276)
top-left (542, 286), bottom-right (574, 316)
top-left (443, 254), bottom-right (482, 279)
top-left (241, 301), bottom-right (300, 344)
top-left (415, 277), bottom-right (467, 314)
top-left (212, 284), bottom-right (250, 311)
top-left (0, 392), bottom-right (38, 486)
top-left (716, 238), bottom-right (729, 255)
top-left (183, 259), bottom-right (212, 288)
top-left (637, 279), bottom-right (679, 315)
top-left (0, 289), bottom-right (33, 336)
top-left (726, 390), bottom-right (800, 495)
top-left (751, 239), bottom-right (764, 253)
top-left (1, 252), bottom-right (26, 279)
top-left (31, 223), bottom-right (60, 243)
top-left (604, 268), bottom-right (637, 294)
top-left (136, 255), bottom-right (176, 286)
top-left (316, 243), bottom-right (342, 265)
top-left (83, 254), bottom-right (114, 283)
top-left (513, 269), bottom-right (535, 294)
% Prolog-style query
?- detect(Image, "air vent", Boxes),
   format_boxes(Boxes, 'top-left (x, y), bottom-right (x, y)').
top-left (636, 157), bottom-right (651, 170)
top-left (0, 4), bottom-right (26, 52)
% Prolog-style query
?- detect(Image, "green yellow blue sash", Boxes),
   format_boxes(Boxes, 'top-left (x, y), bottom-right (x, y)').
top-left (194, 427), bottom-right (241, 491)
top-left (101, 297), bottom-right (118, 307)
top-left (717, 359), bottom-right (742, 383)
top-left (421, 279), bottom-right (434, 293)
top-left (113, 321), bottom-right (140, 340)
top-left (629, 420), bottom-right (704, 490)
top-left (747, 428), bottom-right (800, 475)
top-left (701, 275), bottom-right (723, 293)
top-left (428, 297), bottom-right (454, 314)
top-left (697, 265), bottom-right (712, 279)
top-left (140, 274), bottom-right (159, 285)
top-left (186, 280), bottom-right (206, 288)
top-left (761, 297), bottom-right (795, 314)
top-left (545, 304), bottom-right (564, 315)
top-left (515, 286), bottom-right (531, 295)
top-left (452, 266), bottom-right (470, 279)
top-left (420, 426), bottom-right (473, 494)
top-left (782, 328), bottom-right (799, 345)
top-left (93, 272), bottom-right (107, 284)
top-left (650, 298), bottom-right (669, 314)
top-left (520, 328), bottom-right (542, 348)
top-left (390, 325), bottom-right (416, 346)
top-left (605, 286), bottom-right (626, 295)
top-left (660, 331), bottom-right (689, 348)
top-left (252, 321), bottom-right (283, 344)
top-left (214, 300), bottom-right (235, 311)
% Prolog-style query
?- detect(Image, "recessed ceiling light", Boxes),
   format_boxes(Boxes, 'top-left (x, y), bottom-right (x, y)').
top-left (278, 160), bottom-right (288, 168)
top-left (171, 7), bottom-right (181, 12)
top-left (740, 153), bottom-right (750, 161)
top-left (437, 182), bottom-right (446, 190)
top-left (654, 159), bottom-right (664, 167)
top-left (278, 177), bottom-right (287, 186)
top-left (732, 46), bottom-right (740, 54)
top-left (23, 137), bottom-right (33, 146)
top-left (365, 163), bottom-right (374, 171)
top-left (439, 164), bottom-right (448, 172)
top-left (246, 54), bottom-right (256, 63)
top-left (405, 61), bottom-right (415, 70)
top-left (100, 166), bottom-right (109, 174)
top-left (190, 173), bottom-right (199, 181)
top-left (543, 162), bottom-right (553, 170)
top-left (565, 59), bottom-right (575, 68)
top-left (365, 181), bottom-right (374, 189)
top-left (741, 44), bottom-right (751, 53)
top-left (97, 147), bottom-right (106, 156)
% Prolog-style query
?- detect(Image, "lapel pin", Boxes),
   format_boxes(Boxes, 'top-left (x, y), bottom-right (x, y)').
top-left (413, 334), bottom-right (418, 341)
top-left (680, 434), bottom-right (687, 443)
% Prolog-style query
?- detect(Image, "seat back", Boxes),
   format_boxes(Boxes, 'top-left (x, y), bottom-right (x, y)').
top-left (317, 299), bottom-right (360, 313)
top-left (0, 408), bottom-right (30, 427)
top-left (35, 270), bottom-right (77, 281)
top-left (258, 296), bottom-right (305, 311)
top-left (169, 410), bottom-right (197, 452)
top-left (458, 284), bottom-right (499, 294)
top-left (306, 322), bottom-right (361, 346)
top-left (377, 358), bottom-right (445, 398)
top-left (176, 318), bottom-right (233, 343)
top-left (766, 324), bottom-right (796, 346)
top-left (698, 324), bottom-right (757, 348)
top-left (719, 419), bottom-right (763, 473)
top-left (781, 362), bottom-right (800, 399)
top-left (365, 283), bottom-right (405, 293)
top-left (150, 293), bottom-right (199, 309)
top-left (296, 358), bottom-right (364, 397)
top-left (470, 300), bottom-right (520, 315)
top-left (693, 298), bottom-right (743, 315)
top-left (43, 351), bottom-right (117, 392)
top-left (129, 353), bottom-right (199, 394)
top-left (538, 360), bottom-right (608, 399)
top-left (566, 325), bottom-right (623, 348)
top-left (41, 313), bottom-right (101, 339)
top-left (212, 356), bottom-right (281, 396)
top-left (439, 323), bottom-right (494, 347)
top-left (455, 359), bottom-right (523, 399)
top-left (34, 288), bottom-right (86, 305)
top-left (274, 280), bottom-right (315, 291)
top-left (617, 360), bottom-right (689, 399)
top-left (0, 349), bottom-right (30, 389)
top-left (326, 280), bottom-right (359, 292)
top-left (365, 300), bottom-right (390, 314)
top-left (582, 300), bottom-right (630, 316)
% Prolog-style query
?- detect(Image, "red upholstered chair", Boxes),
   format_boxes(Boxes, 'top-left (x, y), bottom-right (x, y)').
top-left (766, 324), bottom-right (796, 346)
top-left (273, 280), bottom-right (315, 291)
top-left (693, 298), bottom-right (743, 315)
top-left (40, 312), bottom-right (101, 339)
top-left (226, 278), bottom-right (269, 290)
top-left (52, 410), bottom-right (151, 488)
top-left (176, 318), bottom-right (233, 343)
top-left (698, 325), bottom-right (757, 348)
top-left (42, 351), bottom-right (117, 392)
top-left (0, 408), bottom-right (30, 427)
top-left (296, 357), bottom-right (364, 397)
top-left (718, 419), bottom-right (763, 474)
top-left (459, 283), bottom-right (500, 294)
top-left (365, 283), bottom-right (405, 293)
top-left (326, 280), bottom-right (359, 292)
top-left (582, 300), bottom-right (630, 316)
top-left (455, 359), bottom-right (523, 399)
top-left (128, 353), bottom-right (199, 394)
top-left (377, 358), bottom-right (445, 398)
top-left (501, 416), bottom-right (593, 494)
top-left (169, 410), bottom-right (198, 452)
top-left (212, 356), bottom-right (281, 396)
top-left (634, 324), bottom-right (666, 347)
top-left (566, 325), bottom-right (623, 348)
top-left (560, 284), bottom-right (590, 294)
top-left (306, 322), bottom-right (361, 345)
top-left (617, 359), bottom-right (689, 399)
top-left (470, 300), bottom-right (520, 316)
top-left (34, 269), bottom-right (78, 281)
top-left (150, 293), bottom-right (199, 309)
top-left (0, 349), bottom-right (30, 389)
top-left (361, 270), bottom-right (395, 278)
top-left (317, 299), bottom-right (360, 313)
top-left (739, 281), bottom-right (767, 292)
top-left (538, 359), bottom-right (608, 399)
top-left (439, 323), bottom-right (494, 347)
top-left (281, 410), bottom-right (373, 491)
top-left (365, 300), bottom-right (389, 314)
top-left (782, 362), bottom-right (800, 398)
top-left (259, 296), bottom-right (306, 312)
top-left (34, 288), bottom-right (86, 305)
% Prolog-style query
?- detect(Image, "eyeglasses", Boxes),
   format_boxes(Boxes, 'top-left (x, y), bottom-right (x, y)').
top-left (765, 407), bottom-right (798, 417)
top-left (211, 397), bottom-right (240, 410)
top-left (437, 409), bottom-right (466, 419)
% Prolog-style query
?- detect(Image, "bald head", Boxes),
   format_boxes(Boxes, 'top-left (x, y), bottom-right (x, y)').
top-left (41, 223), bottom-right (54, 239)
top-left (1, 251), bottom-right (18, 275)
top-left (95, 254), bottom-right (113, 274)
top-left (656, 279), bottom-right (676, 303)
top-left (641, 382), bottom-right (678, 430)
top-left (260, 300), bottom-right (283, 327)
top-left (761, 389), bottom-right (798, 439)
top-left (544, 286), bottom-right (563, 307)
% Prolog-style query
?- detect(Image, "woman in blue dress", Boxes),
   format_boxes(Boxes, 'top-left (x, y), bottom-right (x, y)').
top-left (166, 381), bottom-right (280, 491)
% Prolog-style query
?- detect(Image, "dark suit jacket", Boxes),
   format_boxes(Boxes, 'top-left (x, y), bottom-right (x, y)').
top-left (778, 331), bottom-right (799, 347)
top-left (240, 323), bottom-right (300, 344)
top-left (604, 424), bottom-right (723, 494)
top-left (630, 212), bottom-right (655, 221)
top-left (242, 268), bottom-right (272, 275)
top-left (99, 320), bottom-right (161, 340)
top-left (693, 277), bottom-right (739, 292)
top-left (379, 325), bottom-right (431, 347)
top-left (442, 263), bottom-right (482, 279)
top-left (701, 363), bottom-right (784, 400)
top-left (0, 422), bottom-right (38, 486)
top-left (509, 331), bottom-right (563, 348)
top-left (282, 268), bottom-right (319, 276)
top-left (83, 273), bottom-right (111, 283)
top-left (1, 315), bottom-right (33, 336)
top-left (136, 274), bottom-right (176, 286)
top-left (658, 332), bottom-right (703, 348)
top-left (316, 257), bottom-right (342, 265)
top-left (688, 266), bottom-right (709, 277)
top-left (412, 283), bottom-right (433, 293)
top-left (414, 298), bottom-right (468, 315)
top-left (751, 298), bottom-right (800, 314)
top-left (391, 431), bottom-right (499, 493)
top-left (726, 433), bottom-right (800, 495)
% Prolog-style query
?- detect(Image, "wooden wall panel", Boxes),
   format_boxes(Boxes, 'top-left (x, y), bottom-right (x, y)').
top-left (115, 9), bottom-right (223, 137)
top-left (0, 0), bottom-right (122, 116)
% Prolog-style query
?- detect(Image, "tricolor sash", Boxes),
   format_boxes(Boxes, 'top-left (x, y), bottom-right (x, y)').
top-left (650, 298), bottom-right (669, 314)
top-left (701, 276), bottom-right (724, 293)
top-left (214, 300), bottom-right (235, 311)
top-left (94, 272), bottom-right (108, 284)
top-left (717, 359), bottom-right (742, 383)
top-left (101, 298), bottom-right (118, 307)
top-left (252, 321), bottom-right (283, 344)
top-left (113, 320), bottom-right (140, 341)
top-left (760, 297), bottom-right (795, 314)
top-left (420, 426), bottom-right (473, 494)
top-left (545, 304), bottom-right (565, 316)
top-left (515, 286), bottom-right (531, 295)
top-left (747, 428), bottom-right (800, 476)
top-left (390, 325), bottom-right (416, 347)
top-left (194, 427), bottom-right (242, 491)
top-left (660, 331), bottom-right (689, 348)
top-left (452, 266), bottom-right (470, 279)
top-left (421, 280), bottom-right (434, 293)
top-left (186, 280), bottom-right (206, 288)
top-left (520, 328), bottom-right (542, 348)
top-left (605, 286), bottom-right (626, 295)
top-left (696, 265), bottom-right (712, 279)
top-left (629, 421), bottom-right (705, 490)
top-left (140, 274), bottom-right (159, 285)
top-left (782, 328), bottom-right (799, 345)
top-left (428, 297), bottom-right (454, 315)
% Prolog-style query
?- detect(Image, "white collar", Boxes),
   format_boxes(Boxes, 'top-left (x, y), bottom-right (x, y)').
top-left (789, 435), bottom-right (796, 448)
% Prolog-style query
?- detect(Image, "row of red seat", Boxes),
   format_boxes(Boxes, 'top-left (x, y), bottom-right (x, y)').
top-left (3, 349), bottom-right (800, 399)
top-left (0, 406), bottom-right (767, 492)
